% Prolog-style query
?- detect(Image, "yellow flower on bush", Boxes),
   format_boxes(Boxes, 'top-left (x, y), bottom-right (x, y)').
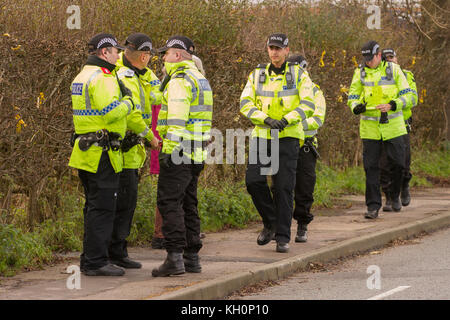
top-left (340, 86), bottom-right (349, 94)
top-left (352, 56), bottom-right (358, 68)
top-left (15, 114), bottom-right (27, 133)
top-left (235, 57), bottom-right (242, 63)
top-left (319, 50), bottom-right (326, 67)
top-left (337, 95), bottom-right (343, 103)
top-left (11, 44), bottom-right (21, 51)
top-left (3, 33), bottom-right (10, 37)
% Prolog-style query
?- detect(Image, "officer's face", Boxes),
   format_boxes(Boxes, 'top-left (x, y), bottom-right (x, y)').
top-left (103, 47), bottom-right (120, 65)
top-left (268, 46), bottom-right (289, 66)
top-left (386, 55), bottom-right (398, 64)
top-left (163, 48), bottom-right (179, 63)
top-left (366, 52), bottom-right (382, 68)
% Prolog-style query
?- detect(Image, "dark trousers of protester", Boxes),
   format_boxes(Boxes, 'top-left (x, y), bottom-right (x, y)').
top-left (246, 137), bottom-right (299, 243)
top-left (363, 136), bottom-right (406, 211)
top-left (157, 161), bottom-right (204, 254)
top-left (293, 145), bottom-right (317, 226)
top-left (78, 151), bottom-right (120, 270)
top-left (109, 168), bottom-right (139, 260)
top-left (380, 132), bottom-right (412, 196)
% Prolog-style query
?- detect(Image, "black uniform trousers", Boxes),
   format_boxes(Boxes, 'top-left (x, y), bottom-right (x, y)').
top-left (78, 151), bottom-right (120, 270)
top-left (108, 168), bottom-right (139, 260)
top-left (157, 161), bottom-right (204, 254)
top-left (363, 136), bottom-right (406, 211)
top-left (293, 145), bottom-right (317, 226)
top-left (380, 131), bottom-right (412, 196)
top-left (246, 137), bottom-right (299, 243)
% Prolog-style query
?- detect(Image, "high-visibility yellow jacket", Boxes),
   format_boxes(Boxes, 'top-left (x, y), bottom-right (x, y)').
top-left (401, 69), bottom-right (418, 122)
top-left (303, 83), bottom-right (326, 138)
top-left (157, 60), bottom-right (213, 163)
top-left (347, 61), bottom-right (413, 140)
top-left (116, 53), bottom-right (162, 169)
top-left (240, 62), bottom-right (315, 140)
top-left (69, 60), bottom-right (135, 173)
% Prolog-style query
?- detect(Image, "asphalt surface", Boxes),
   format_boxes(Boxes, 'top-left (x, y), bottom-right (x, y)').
top-left (230, 227), bottom-right (450, 300)
top-left (0, 187), bottom-right (449, 300)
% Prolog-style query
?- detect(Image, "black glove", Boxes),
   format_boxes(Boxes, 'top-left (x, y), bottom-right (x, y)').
top-left (117, 79), bottom-right (132, 98)
top-left (158, 152), bottom-right (172, 169)
top-left (264, 117), bottom-right (289, 130)
top-left (353, 103), bottom-right (366, 115)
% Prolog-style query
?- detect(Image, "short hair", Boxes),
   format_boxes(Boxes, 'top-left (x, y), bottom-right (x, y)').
top-left (91, 46), bottom-right (113, 56)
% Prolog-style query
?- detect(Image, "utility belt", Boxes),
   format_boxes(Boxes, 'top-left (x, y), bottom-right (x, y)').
top-left (302, 137), bottom-right (320, 159)
top-left (70, 129), bottom-right (122, 152)
top-left (121, 131), bottom-right (143, 153)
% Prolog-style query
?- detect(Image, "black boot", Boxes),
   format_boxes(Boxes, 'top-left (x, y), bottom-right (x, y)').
top-left (391, 197), bottom-right (402, 212)
top-left (257, 227), bottom-right (276, 246)
top-left (383, 194), bottom-right (393, 212)
top-left (110, 257), bottom-right (142, 269)
top-left (364, 209), bottom-right (379, 219)
top-left (83, 263), bottom-right (125, 276)
top-left (401, 186), bottom-right (411, 206)
top-left (152, 252), bottom-right (185, 277)
top-left (183, 251), bottom-right (202, 273)
top-left (295, 224), bottom-right (308, 243)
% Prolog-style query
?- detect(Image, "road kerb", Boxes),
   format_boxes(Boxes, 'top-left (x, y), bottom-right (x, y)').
top-left (150, 211), bottom-right (450, 300)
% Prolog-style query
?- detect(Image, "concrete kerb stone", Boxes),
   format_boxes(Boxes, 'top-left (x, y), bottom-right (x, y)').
top-left (150, 211), bottom-right (450, 300)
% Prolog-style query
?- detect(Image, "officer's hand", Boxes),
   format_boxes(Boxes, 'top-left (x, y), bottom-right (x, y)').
top-left (149, 137), bottom-right (160, 150)
top-left (118, 79), bottom-right (132, 98)
top-left (264, 117), bottom-right (288, 130)
top-left (353, 103), bottom-right (366, 115)
top-left (376, 104), bottom-right (391, 113)
top-left (158, 152), bottom-right (172, 169)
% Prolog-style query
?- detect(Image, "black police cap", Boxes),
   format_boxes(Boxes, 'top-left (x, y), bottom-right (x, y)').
top-left (125, 33), bottom-right (154, 53)
top-left (267, 33), bottom-right (289, 48)
top-left (361, 40), bottom-right (380, 61)
top-left (382, 48), bottom-right (396, 59)
top-left (88, 33), bottom-right (125, 52)
top-left (157, 35), bottom-right (195, 54)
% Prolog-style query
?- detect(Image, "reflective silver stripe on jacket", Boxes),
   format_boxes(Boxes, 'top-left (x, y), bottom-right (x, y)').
top-left (294, 107), bottom-right (307, 120)
top-left (304, 130), bottom-right (317, 136)
top-left (361, 111), bottom-right (404, 121)
top-left (278, 89), bottom-right (299, 97)
top-left (399, 96), bottom-right (407, 109)
top-left (122, 99), bottom-right (132, 115)
top-left (139, 126), bottom-right (151, 138)
top-left (301, 99), bottom-right (315, 110)
top-left (378, 79), bottom-right (396, 86)
top-left (240, 99), bottom-right (251, 109)
top-left (85, 69), bottom-right (102, 110)
top-left (247, 107), bottom-right (258, 118)
top-left (167, 119), bottom-right (186, 126)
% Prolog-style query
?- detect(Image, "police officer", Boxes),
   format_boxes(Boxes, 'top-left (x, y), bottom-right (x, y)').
top-left (69, 33), bottom-right (137, 276)
top-left (379, 48), bottom-right (418, 211)
top-left (287, 55), bottom-right (326, 243)
top-left (240, 34), bottom-right (315, 253)
top-left (152, 36), bottom-right (213, 276)
top-left (109, 33), bottom-right (162, 269)
top-left (347, 41), bottom-right (413, 219)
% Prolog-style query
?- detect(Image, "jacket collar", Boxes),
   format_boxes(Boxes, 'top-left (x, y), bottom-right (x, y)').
top-left (85, 55), bottom-right (116, 72)
top-left (122, 54), bottom-right (148, 76)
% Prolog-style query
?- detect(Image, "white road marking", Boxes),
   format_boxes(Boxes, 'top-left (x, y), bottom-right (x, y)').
top-left (367, 286), bottom-right (411, 300)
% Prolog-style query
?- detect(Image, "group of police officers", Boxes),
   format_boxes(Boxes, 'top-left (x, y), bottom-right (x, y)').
top-left (69, 32), bottom-right (416, 277)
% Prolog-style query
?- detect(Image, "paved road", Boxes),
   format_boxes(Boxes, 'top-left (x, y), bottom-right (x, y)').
top-left (232, 227), bottom-right (450, 300)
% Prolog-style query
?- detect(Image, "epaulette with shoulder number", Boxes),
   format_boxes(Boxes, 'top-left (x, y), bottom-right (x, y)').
top-left (123, 69), bottom-right (135, 78)
top-left (256, 63), bottom-right (267, 69)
